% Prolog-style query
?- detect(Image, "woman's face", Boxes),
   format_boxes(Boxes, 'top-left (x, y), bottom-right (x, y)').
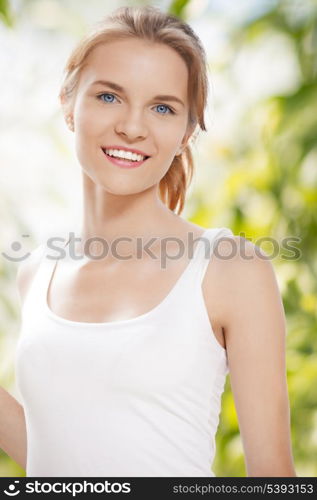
top-left (68, 38), bottom-right (192, 195)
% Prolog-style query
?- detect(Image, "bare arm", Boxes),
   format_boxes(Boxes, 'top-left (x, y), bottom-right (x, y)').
top-left (216, 236), bottom-right (296, 477)
top-left (0, 387), bottom-right (26, 470)
top-left (0, 247), bottom-right (42, 471)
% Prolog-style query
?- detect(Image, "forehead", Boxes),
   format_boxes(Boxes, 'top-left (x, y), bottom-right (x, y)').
top-left (79, 38), bottom-right (188, 98)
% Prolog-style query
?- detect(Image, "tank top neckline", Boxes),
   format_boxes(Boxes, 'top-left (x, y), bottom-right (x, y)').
top-left (43, 228), bottom-right (212, 328)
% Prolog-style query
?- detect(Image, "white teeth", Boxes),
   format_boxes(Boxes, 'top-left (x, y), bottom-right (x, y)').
top-left (105, 148), bottom-right (145, 162)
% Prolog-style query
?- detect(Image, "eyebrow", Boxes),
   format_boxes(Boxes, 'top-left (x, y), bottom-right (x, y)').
top-left (90, 80), bottom-right (185, 107)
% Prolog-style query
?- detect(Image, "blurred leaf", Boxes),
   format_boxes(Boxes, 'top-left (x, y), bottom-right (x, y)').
top-left (168, 0), bottom-right (191, 19)
top-left (0, 0), bottom-right (14, 27)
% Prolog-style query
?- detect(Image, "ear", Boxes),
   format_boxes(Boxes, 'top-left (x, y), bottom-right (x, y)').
top-left (60, 89), bottom-right (74, 131)
top-left (60, 89), bottom-right (69, 119)
top-left (177, 122), bottom-right (197, 155)
top-left (60, 88), bottom-right (67, 108)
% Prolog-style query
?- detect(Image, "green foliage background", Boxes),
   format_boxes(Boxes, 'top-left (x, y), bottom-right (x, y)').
top-left (0, 0), bottom-right (316, 477)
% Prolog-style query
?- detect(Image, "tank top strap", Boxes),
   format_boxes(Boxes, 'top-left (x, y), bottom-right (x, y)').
top-left (191, 227), bottom-right (234, 285)
top-left (22, 236), bottom-right (70, 317)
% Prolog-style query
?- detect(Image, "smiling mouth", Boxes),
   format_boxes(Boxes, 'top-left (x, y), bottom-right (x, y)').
top-left (101, 148), bottom-right (151, 168)
top-left (101, 148), bottom-right (150, 162)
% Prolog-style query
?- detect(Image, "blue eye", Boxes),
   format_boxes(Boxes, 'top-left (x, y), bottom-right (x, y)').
top-left (96, 92), bottom-right (175, 115)
top-left (154, 104), bottom-right (174, 115)
top-left (97, 93), bottom-right (117, 103)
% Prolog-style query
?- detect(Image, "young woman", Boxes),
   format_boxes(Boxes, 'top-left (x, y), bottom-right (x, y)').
top-left (2, 5), bottom-right (296, 477)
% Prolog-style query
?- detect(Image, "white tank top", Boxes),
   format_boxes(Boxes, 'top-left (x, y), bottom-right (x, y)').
top-left (15, 227), bottom-right (233, 477)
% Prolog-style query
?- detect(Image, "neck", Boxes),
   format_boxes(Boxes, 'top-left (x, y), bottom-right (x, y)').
top-left (72, 173), bottom-right (183, 255)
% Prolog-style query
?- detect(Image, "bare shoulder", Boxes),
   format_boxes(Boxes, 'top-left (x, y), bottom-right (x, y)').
top-left (213, 234), bottom-right (275, 274)
top-left (212, 236), bottom-right (295, 476)
top-left (210, 235), bottom-right (282, 330)
top-left (16, 244), bottom-right (44, 306)
top-left (215, 234), bottom-right (267, 261)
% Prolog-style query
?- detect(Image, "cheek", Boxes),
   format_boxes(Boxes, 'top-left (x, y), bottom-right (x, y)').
top-left (156, 118), bottom-right (187, 148)
top-left (76, 107), bottom-right (109, 136)
top-left (155, 120), bottom-right (184, 151)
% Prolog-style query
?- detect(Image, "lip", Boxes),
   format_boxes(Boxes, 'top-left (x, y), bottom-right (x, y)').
top-left (102, 145), bottom-right (151, 157)
top-left (101, 148), bottom-right (149, 169)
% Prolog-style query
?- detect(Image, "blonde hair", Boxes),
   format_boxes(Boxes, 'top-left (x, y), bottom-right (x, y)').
top-left (59, 5), bottom-right (209, 214)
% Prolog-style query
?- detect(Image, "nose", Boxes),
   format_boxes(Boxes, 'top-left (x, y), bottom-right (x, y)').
top-left (114, 109), bottom-right (148, 141)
